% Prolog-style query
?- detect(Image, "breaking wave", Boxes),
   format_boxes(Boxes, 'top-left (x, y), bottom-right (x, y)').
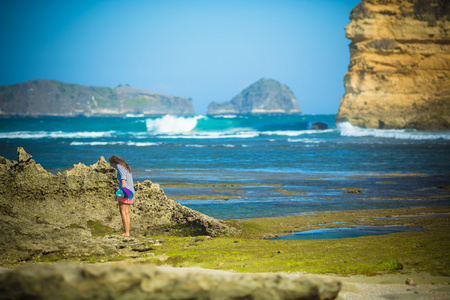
top-left (1, 116), bottom-right (448, 141)
top-left (0, 131), bottom-right (115, 139)
top-left (338, 122), bottom-right (450, 140)
top-left (146, 115), bottom-right (204, 133)
top-left (70, 141), bottom-right (161, 146)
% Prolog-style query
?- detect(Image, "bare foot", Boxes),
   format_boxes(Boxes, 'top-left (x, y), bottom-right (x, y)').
top-left (121, 233), bottom-right (130, 237)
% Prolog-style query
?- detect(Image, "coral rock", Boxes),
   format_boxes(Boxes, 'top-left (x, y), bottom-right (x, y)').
top-left (0, 148), bottom-right (235, 265)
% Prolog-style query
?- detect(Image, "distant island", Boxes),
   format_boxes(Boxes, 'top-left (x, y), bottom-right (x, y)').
top-left (0, 79), bottom-right (194, 117)
top-left (207, 78), bottom-right (300, 116)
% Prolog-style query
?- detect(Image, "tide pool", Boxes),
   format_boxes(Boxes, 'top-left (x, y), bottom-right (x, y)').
top-left (267, 226), bottom-right (427, 240)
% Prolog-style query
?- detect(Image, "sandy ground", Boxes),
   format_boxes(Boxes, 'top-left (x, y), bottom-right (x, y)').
top-left (157, 266), bottom-right (450, 300)
top-left (2, 264), bottom-right (448, 299)
top-left (304, 272), bottom-right (450, 300)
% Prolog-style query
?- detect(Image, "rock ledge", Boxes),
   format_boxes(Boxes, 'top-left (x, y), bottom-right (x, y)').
top-left (0, 148), bottom-right (235, 264)
top-left (0, 263), bottom-right (341, 300)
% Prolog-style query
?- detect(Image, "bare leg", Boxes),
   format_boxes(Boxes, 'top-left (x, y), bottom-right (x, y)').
top-left (119, 202), bottom-right (131, 237)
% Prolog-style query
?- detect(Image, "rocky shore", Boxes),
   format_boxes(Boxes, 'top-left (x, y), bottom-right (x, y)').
top-left (0, 147), bottom-right (346, 299)
top-left (0, 147), bottom-right (234, 265)
top-left (1, 147), bottom-right (448, 299)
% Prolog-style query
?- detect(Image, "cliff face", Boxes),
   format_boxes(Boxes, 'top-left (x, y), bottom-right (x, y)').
top-left (337, 0), bottom-right (450, 129)
top-left (0, 80), bottom-right (194, 117)
top-left (207, 78), bottom-right (300, 116)
top-left (0, 148), bottom-right (234, 264)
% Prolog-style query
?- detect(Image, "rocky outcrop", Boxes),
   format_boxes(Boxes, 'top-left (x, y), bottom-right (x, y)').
top-left (0, 80), bottom-right (194, 117)
top-left (312, 122), bottom-right (329, 130)
top-left (336, 0), bottom-right (450, 129)
top-left (207, 78), bottom-right (300, 116)
top-left (0, 148), bottom-right (234, 264)
top-left (0, 263), bottom-right (341, 300)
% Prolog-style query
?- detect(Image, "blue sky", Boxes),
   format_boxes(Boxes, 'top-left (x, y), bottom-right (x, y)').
top-left (0, 0), bottom-right (360, 115)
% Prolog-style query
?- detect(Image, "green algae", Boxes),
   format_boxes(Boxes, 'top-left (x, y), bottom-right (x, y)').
top-left (87, 220), bottom-right (116, 237)
top-left (14, 207), bottom-right (450, 276)
top-left (376, 259), bottom-right (404, 271)
top-left (273, 189), bottom-right (309, 196)
top-left (170, 195), bottom-right (243, 201)
top-left (211, 189), bottom-right (248, 194)
top-left (148, 207), bottom-right (450, 275)
top-left (80, 255), bottom-right (130, 263)
top-left (39, 253), bottom-right (63, 263)
top-left (150, 229), bottom-right (448, 275)
top-left (335, 188), bottom-right (364, 194)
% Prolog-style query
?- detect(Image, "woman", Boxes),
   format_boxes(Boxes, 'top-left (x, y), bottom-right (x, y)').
top-left (109, 155), bottom-right (135, 237)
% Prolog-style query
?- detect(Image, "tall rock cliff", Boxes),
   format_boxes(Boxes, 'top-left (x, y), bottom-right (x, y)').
top-left (0, 79), bottom-right (194, 117)
top-left (207, 78), bottom-right (300, 116)
top-left (337, 0), bottom-right (450, 129)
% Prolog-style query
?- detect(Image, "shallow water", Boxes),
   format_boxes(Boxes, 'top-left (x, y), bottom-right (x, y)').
top-left (162, 171), bottom-right (449, 219)
top-left (267, 226), bottom-right (427, 240)
top-left (0, 115), bottom-right (449, 220)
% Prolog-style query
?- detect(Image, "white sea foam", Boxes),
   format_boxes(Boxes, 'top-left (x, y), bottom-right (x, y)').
top-left (288, 138), bottom-right (323, 143)
top-left (262, 129), bottom-right (335, 137)
top-left (125, 113), bottom-right (144, 118)
top-left (215, 115), bottom-right (238, 119)
top-left (71, 141), bottom-right (125, 146)
top-left (158, 131), bottom-right (259, 139)
top-left (0, 131), bottom-right (115, 139)
top-left (338, 122), bottom-right (450, 140)
top-left (126, 141), bottom-right (160, 147)
top-left (146, 115), bottom-right (204, 133)
top-left (70, 141), bottom-right (160, 146)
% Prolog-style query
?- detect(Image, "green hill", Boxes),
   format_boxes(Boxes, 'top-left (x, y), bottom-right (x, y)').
top-left (0, 79), bottom-right (194, 117)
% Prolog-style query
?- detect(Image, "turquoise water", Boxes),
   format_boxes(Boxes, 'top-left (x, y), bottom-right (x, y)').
top-left (267, 226), bottom-right (427, 240)
top-left (0, 115), bottom-right (449, 219)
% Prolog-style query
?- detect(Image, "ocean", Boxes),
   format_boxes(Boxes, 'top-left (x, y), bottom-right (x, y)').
top-left (1, 114), bottom-right (449, 220)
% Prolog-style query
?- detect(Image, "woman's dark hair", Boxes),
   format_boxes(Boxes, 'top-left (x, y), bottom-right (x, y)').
top-left (108, 155), bottom-right (132, 173)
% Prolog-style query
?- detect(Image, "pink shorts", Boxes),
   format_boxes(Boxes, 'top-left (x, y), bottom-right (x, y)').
top-left (117, 196), bottom-right (134, 205)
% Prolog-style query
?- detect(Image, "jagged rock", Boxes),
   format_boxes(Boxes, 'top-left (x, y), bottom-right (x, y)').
top-left (17, 147), bottom-right (32, 163)
top-left (207, 78), bottom-right (300, 116)
top-left (336, 0), bottom-right (450, 129)
top-left (0, 263), bottom-right (341, 300)
top-left (0, 148), bottom-right (235, 265)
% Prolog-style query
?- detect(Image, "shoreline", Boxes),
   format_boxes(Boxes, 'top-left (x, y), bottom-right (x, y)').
top-left (3, 206), bottom-right (448, 273)
top-left (2, 206), bottom-right (449, 299)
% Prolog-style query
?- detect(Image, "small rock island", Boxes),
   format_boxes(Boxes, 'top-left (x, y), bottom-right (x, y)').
top-left (207, 78), bottom-right (300, 116)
